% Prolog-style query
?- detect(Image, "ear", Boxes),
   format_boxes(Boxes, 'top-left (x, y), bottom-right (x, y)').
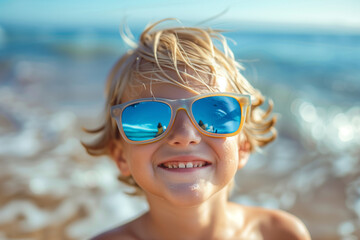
top-left (110, 140), bottom-right (131, 177)
top-left (237, 136), bottom-right (250, 170)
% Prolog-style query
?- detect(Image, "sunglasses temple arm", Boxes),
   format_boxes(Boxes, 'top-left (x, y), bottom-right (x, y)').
top-left (245, 105), bottom-right (251, 121)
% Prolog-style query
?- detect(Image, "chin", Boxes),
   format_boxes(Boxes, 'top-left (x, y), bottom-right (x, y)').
top-left (162, 183), bottom-right (218, 207)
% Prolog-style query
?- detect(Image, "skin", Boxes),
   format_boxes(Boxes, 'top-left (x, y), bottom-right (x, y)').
top-left (92, 77), bottom-right (311, 240)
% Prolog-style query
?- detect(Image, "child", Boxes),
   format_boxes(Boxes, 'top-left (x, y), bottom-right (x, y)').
top-left (83, 19), bottom-right (311, 240)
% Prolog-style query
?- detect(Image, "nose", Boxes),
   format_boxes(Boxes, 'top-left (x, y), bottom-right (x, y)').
top-left (166, 109), bottom-right (201, 147)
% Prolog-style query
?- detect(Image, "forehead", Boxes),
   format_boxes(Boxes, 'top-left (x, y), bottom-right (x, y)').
top-left (122, 68), bottom-right (231, 102)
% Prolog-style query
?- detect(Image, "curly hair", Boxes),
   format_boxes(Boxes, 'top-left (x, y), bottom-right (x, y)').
top-left (82, 19), bottom-right (277, 195)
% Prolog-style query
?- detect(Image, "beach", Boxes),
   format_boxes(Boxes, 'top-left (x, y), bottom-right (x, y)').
top-left (0, 25), bottom-right (359, 239)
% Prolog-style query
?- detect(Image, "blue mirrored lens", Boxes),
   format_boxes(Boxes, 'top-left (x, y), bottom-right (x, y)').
top-left (121, 101), bottom-right (171, 141)
top-left (192, 96), bottom-right (241, 134)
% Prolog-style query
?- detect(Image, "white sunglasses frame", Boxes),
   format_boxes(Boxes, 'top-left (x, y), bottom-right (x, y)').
top-left (111, 92), bottom-right (251, 144)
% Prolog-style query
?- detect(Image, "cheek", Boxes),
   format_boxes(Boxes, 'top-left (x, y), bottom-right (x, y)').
top-left (215, 137), bottom-right (239, 160)
top-left (209, 137), bottom-right (240, 170)
top-left (223, 138), bottom-right (240, 169)
top-left (121, 143), bottom-right (159, 176)
top-left (206, 137), bottom-right (239, 187)
top-left (123, 143), bottom-right (155, 160)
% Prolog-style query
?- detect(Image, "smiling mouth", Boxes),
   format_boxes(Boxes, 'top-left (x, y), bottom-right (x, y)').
top-left (159, 161), bottom-right (211, 169)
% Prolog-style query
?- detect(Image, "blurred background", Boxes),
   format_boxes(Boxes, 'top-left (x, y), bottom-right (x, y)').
top-left (0, 0), bottom-right (359, 239)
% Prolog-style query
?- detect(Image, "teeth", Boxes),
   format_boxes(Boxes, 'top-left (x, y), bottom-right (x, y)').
top-left (163, 162), bottom-right (207, 169)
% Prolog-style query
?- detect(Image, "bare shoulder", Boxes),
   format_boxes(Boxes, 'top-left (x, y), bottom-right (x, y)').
top-left (244, 206), bottom-right (311, 240)
top-left (90, 218), bottom-right (143, 240)
top-left (90, 224), bottom-right (134, 240)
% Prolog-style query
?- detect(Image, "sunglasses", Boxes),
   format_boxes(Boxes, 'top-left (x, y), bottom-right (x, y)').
top-left (111, 92), bottom-right (251, 144)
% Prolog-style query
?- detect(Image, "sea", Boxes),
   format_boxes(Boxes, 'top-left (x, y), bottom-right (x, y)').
top-left (0, 23), bottom-right (359, 239)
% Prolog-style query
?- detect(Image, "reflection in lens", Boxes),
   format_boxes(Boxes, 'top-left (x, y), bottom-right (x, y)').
top-left (122, 101), bottom-right (171, 141)
top-left (192, 96), bottom-right (241, 134)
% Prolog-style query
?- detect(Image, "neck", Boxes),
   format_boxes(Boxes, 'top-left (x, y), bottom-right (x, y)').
top-left (142, 188), bottom-right (242, 240)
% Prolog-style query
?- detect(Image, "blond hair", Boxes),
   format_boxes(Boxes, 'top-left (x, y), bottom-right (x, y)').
top-left (82, 19), bottom-right (276, 195)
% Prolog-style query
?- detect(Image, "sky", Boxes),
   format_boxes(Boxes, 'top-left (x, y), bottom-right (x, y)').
top-left (0, 0), bottom-right (359, 33)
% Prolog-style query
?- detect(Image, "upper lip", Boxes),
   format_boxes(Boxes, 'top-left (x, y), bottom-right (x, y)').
top-left (157, 155), bottom-right (212, 166)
